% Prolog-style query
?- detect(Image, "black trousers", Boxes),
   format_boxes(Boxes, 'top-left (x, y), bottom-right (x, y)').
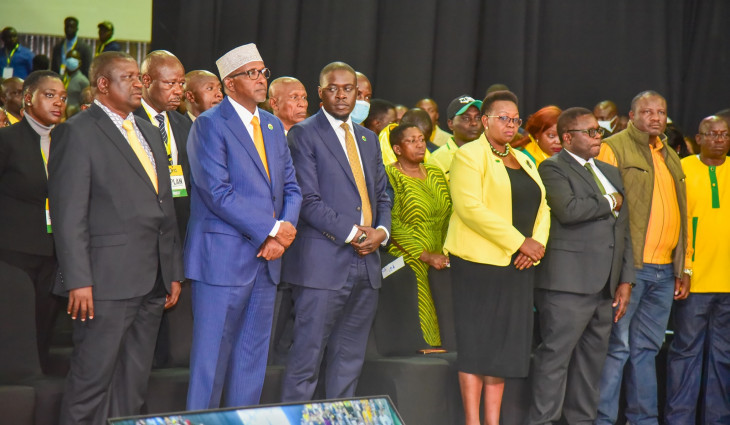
top-left (59, 274), bottom-right (166, 425)
top-left (0, 248), bottom-right (60, 372)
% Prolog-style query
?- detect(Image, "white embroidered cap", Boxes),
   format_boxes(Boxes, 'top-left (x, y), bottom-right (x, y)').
top-left (216, 43), bottom-right (263, 79)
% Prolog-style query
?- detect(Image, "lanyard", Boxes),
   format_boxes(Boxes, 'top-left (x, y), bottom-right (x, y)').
top-left (40, 144), bottom-right (49, 178)
top-left (5, 45), bottom-right (18, 67)
top-left (96, 38), bottom-right (115, 56)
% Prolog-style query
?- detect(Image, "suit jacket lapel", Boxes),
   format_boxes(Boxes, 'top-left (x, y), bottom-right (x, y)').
top-left (313, 110), bottom-right (358, 190)
top-left (260, 113), bottom-right (278, 189)
top-left (90, 105), bottom-right (158, 194)
top-left (561, 150), bottom-right (601, 193)
top-left (221, 98), bottom-right (271, 184)
top-left (595, 160), bottom-right (623, 194)
top-left (137, 117), bottom-right (171, 197)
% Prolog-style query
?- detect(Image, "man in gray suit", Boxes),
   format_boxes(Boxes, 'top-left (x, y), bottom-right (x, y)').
top-left (527, 107), bottom-right (634, 424)
top-left (48, 51), bottom-right (184, 424)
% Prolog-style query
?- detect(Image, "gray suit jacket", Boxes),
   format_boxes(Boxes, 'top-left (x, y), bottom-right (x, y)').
top-left (48, 104), bottom-right (184, 300)
top-left (537, 149), bottom-right (634, 295)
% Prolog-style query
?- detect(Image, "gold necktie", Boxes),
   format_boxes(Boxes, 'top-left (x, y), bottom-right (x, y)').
top-left (122, 120), bottom-right (158, 193)
top-left (251, 116), bottom-right (270, 179)
top-left (341, 122), bottom-right (372, 226)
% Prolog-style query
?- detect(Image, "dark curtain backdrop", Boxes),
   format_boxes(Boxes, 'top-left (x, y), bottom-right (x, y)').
top-left (152, 0), bottom-right (729, 134)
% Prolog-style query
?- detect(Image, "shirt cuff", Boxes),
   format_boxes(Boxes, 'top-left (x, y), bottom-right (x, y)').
top-left (269, 220), bottom-right (281, 238)
top-left (377, 225), bottom-right (390, 245)
top-left (345, 225), bottom-right (359, 244)
top-left (603, 194), bottom-right (615, 211)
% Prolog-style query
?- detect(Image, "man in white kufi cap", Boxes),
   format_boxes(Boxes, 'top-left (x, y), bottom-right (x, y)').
top-left (185, 43), bottom-right (302, 410)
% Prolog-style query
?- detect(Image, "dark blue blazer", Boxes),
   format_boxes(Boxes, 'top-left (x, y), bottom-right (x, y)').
top-left (184, 97), bottom-right (301, 286)
top-left (282, 109), bottom-right (392, 289)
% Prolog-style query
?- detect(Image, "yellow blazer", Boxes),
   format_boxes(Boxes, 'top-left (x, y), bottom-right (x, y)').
top-left (444, 134), bottom-right (550, 266)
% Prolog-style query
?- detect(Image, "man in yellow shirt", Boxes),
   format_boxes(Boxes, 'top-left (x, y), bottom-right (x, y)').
top-left (594, 91), bottom-right (689, 425)
top-left (665, 116), bottom-right (730, 424)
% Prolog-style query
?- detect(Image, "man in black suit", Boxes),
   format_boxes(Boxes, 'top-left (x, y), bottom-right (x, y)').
top-left (48, 51), bottom-right (184, 424)
top-left (134, 50), bottom-right (192, 242)
top-left (527, 107), bottom-right (634, 424)
top-left (51, 17), bottom-right (92, 78)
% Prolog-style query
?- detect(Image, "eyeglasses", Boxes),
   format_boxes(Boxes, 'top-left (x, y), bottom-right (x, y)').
top-left (486, 115), bottom-right (523, 126)
top-left (699, 131), bottom-right (730, 140)
top-left (567, 128), bottom-right (605, 138)
top-left (229, 67), bottom-right (271, 80)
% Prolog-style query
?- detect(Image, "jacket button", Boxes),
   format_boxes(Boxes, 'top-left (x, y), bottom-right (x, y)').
top-left (160, 231), bottom-right (164, 236)
top-left (159, 200), bottom-right (163, 204)
top-left (609, 244), bottom-right (614, 248)
top-left (272, 196), bottom-right (276, 201)
top-left (356, 206), bottom-right (361, 211)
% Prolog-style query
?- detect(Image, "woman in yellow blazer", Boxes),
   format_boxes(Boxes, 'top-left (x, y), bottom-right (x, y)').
top-left (445, 91), bottom-right (550, 425)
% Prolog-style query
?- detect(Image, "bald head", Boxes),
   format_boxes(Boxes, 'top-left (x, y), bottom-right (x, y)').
top-left (401, 107), bottom-right (433, 142)
top-left (1, 77), bottom-right (24, 116)
top-left (269, 77), bottom-right (308, 131)
top-left (593, 100), bottom-right (618, 120)
top-left (356, 72), bottom-right (372, 102)
top-left (140, 50), bottom-right (186, 112)
top-left (184, 70), bottom-right (222, 118)
top-left (697, 115), bottom-right (730, 161)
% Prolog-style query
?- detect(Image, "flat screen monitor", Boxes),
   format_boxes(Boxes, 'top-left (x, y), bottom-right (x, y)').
top-left (108, 395), bottom-right (405, 425)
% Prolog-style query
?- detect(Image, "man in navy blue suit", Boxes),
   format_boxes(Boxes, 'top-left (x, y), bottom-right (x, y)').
top-left (281, 62), bottom-right (392, 401)
top-left (184, 43), bottom-right (302, 409)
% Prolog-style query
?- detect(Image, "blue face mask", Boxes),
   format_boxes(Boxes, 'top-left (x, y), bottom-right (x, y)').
top-left (66, 57), bottom-right (80, 72)
top-left (350, 100), bottom-right (370, 124)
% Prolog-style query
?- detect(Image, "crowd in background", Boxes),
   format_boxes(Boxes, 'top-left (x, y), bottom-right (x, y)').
top-left (2, 15), bottom-right (730, 425)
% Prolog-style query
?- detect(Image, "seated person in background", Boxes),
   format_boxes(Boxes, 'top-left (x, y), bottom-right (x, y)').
top-left (428, 95), bottom-right (483, 180)
top-left (518, 105), bottom-right (562, 166)
top-left (183, 70), bottom-right (222, 122)
top-left (394, 104), bottom-right (408, 123)
top-left (268, 76), bottom-right (307, 132)
top-left (1, 77), bottom-right (24, 124)
top-left (379, 107), bottom-right (435, 165)
top-left (386, 124), bottom-right (452, 348)
top-left (416, 97), bottom-right (451, 147)
top-left (64, 49), bottom-right (89, 117)
top-left (362, 98), bottom-right (396, 136)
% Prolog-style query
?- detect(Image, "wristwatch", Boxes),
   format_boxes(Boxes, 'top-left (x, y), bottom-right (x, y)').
top-left (683, 268), bottom-right (693, 278)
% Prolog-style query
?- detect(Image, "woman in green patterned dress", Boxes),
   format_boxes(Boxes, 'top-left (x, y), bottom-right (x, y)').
top-left (386, 124), bottom-right (452, 347)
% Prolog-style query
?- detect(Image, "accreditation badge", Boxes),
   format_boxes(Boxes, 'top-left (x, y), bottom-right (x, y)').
top-left (45, 198), bottom-right (52, 233)
top-left (169, 165), bottom-right (187, 197)
top-left (2, 67), bottom-right (13, 78)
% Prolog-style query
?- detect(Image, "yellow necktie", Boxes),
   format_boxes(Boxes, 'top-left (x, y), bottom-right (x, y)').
top-left (122, 120), bottom-right (158, 193)
top-left (341, 122), bottom-right (372, 226)
top-left (251, 116), bottom-right (270, 180)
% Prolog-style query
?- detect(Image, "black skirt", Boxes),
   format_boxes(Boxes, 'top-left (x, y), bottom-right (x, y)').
top-left (451, 165), bottom-right (541, 377)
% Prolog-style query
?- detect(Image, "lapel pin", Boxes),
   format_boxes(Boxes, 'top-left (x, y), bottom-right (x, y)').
top-left (361, 136), bottom-right (366, 142)
top-left (267, 123), bottom-right (273, 130)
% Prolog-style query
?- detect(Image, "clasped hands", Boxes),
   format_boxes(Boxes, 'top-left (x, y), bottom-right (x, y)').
top-left (351, 226), bottom-right (387, 256)
top-left (514, 237), bottom-right (545, 270)
top-left (257, 221), bottom-right (297, 261)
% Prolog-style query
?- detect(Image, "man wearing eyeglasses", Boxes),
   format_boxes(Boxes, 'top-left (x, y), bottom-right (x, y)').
top-left (528, 107), bottom-right (633, 425)
top-left (665, 116), bottom-right (730, 425)
top-left (184, 43), bottom-right (302, 410)
top-left (595, 91), bottom-right (688, 425)
top-left (281, 61), bottom-right (391, 402)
